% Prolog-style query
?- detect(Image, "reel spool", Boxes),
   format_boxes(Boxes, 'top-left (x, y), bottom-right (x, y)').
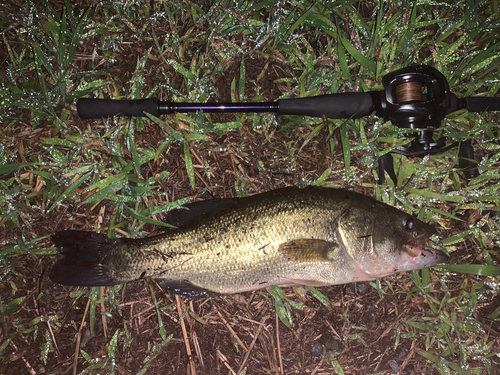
top-left (395, 81), bottom-right (424, 103)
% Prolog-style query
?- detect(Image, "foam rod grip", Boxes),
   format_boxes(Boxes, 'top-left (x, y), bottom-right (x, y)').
top-left (464, 97), bottom-right (500, 113)
top-left (277, 93), bottom-right (375, 119)
top-left (77, 98), bottom-right (159, 119)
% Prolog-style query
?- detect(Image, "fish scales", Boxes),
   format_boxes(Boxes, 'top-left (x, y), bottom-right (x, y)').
top-left (115, 189), bottom-right (346, 292)
top-left (50, 186), bottom-right (448, 298)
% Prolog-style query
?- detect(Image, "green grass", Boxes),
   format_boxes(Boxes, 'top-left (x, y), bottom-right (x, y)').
top-left (1, 0), bottom-right (500, 374)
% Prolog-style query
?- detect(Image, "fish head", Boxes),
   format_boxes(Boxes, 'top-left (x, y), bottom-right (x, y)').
top-left (337, 201), bottom-right (448, 279)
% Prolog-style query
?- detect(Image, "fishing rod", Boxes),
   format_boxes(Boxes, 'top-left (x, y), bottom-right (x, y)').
top-left (77, 65), bottom-right (500, 183)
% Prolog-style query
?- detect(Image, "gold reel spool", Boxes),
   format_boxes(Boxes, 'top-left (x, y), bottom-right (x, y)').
top-left (395, 81), bottom-right (423, 103)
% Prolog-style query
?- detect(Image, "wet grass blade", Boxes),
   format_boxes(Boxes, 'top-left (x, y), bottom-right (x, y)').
top-left (437, 264), bottom-right (500, 277)
top-left (404, 187), bottom-right (465, 203)
top-left (107, 329), bottom-right (120, 373)
top-left (67, 6), bottom-right (91, 71)
top-left (305, 286), bottom-right (330, 307)
top-left (168, 59), bottom-right (197, 83)
top-left (149, 285), bottom-right (168, 342)
top-left (136, 339), bottom-right (172, 375)
top-left (89, 287), bottom-right (98, 334)
top-left (313, 168), bottom-right (331, 187)
top-left (441, 230), bottom-right (473, 246)
top-left (183, 142), bottom-right (196, 189)
top-left (239, 55), bottom-right (245, 102)
top-left (334, 26), bottom-right (350, 81)
top-left (339, 35), bottom-right (376, 74)
top-left (1, 296), bottom-right (26, 316)
top-left (32, 46), bottom-right (58, 122)
top-left (127, 120), bottom-right (141, 175)
top-left (340, 123), bottom-right (351, 177)
top-left (57, 7), bottom-right (68, 82)
top-left (274, 5), bottom-right (314, 47)
top-left (270, 286), bottom-right (292, 326)
top-left (0, 337), bottom-right (10, 356)
top-left (0, 162), bottom-right (38, 175)
top-left (47, 171), bottom-right (92, 213)
top-left (83, 173), bottom-right (127, 194)
top-left (124, 206), bottom-right (175, 229)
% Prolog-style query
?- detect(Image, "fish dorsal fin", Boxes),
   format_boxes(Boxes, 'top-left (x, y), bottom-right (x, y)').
top-left (163, 198), bottom-right (239, 230)
top-left (279, 239), bottom-right (339, 262)
top-left (159, 280), bottom-right (218, 299)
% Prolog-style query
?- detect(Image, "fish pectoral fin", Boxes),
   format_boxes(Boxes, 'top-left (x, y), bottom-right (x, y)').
top-left (279, 278), bottom-right (331, 287)
top-left (279, 239), bottom-right (339, 262)
top-left (159, 280), bottom-right (218, 299)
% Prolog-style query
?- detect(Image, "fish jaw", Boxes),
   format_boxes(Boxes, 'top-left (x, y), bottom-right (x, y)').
top-left (356, 237), bottom-right (448, 279)
top-left (393, 246), bottom-right (448, 274)
top-left (395, 226), bottom-right (448, 272)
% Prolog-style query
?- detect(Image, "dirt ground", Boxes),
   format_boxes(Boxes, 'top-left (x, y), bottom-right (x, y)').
top-left (2, 115), bottom-right (494, 374)
top-left (1, 2), bottom-right (499, 373)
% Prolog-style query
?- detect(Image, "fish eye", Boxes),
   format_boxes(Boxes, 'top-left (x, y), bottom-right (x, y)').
top-left (402, 215), bottom-right (416, 231)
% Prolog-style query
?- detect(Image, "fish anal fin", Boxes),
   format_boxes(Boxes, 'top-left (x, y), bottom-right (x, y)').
top-left (159, 280), bottom-right (217, 299)
top-left (279, 239), bottom-right (339, 262)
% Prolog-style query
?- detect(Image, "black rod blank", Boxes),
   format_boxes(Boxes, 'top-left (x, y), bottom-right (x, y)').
top-left (77, 92), bottom-right (375, 120)
top-left (76, 94), bottom-right (500, 120)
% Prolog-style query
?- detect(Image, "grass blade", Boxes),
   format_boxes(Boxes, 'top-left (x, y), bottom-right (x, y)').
top-left (149, 285), bottom-right (167, 342)
top-left (124, 206), bottom-right (176, 229)
top-left (89, 287), bottom-right (98, 334)
top-left (183, 142), bottom-right (196, 189)
top-left (306, 286), bottom-right (330, 307)
top-left (0, 162), bottom-right (38, 175)
top-left (339, 35), bottom-right (376, 74)
top-left (404, 187), bottom-right (465, 203)
top-left (437, 264), bottom-right (500, 276)
top-left (47, 171), bottom-right (92, 213)
top-left (340, 123), bottom-right (351, 176)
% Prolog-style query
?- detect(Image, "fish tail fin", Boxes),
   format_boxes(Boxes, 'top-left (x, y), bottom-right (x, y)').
top-left (50, 230), bottom-right (122, 286)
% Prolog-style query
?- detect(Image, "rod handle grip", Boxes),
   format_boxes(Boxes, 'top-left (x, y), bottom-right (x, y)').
top-left (464, 97), bottom-right (500, 113)
top-left (277, 93), bottom-right (375, 119)
top-left (77, 98), bottom-right (159, 119)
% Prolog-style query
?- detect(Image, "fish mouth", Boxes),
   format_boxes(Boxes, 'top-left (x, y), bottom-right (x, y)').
top-left (404, 228), bottom-right (435, 258)
top-left (404, 229), bottom-right (448, 265)
top-left (421, 247), bottom-right (449, 263)
top-left (413, 230), bottom-right (434, 243)
top-left (354, 228), bottom-right (448, 279)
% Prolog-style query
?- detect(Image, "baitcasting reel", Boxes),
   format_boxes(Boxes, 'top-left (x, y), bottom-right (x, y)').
top-left (77, 65), bottom-right (500, 183)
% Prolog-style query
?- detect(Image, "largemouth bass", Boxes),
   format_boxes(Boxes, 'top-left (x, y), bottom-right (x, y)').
top-left (50, 186), bottom-right (447, 298)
